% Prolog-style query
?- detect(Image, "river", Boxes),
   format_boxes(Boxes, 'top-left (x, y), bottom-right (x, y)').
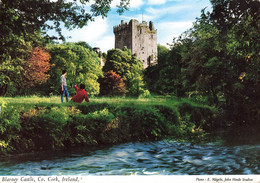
top-left (0, 140), bottom-right (259, 175)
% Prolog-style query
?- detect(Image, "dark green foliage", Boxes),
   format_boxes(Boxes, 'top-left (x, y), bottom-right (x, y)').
top-left (0, 105), bottom-right (21, 153)
top-left (153, 105), bottom-right (179, 125)
top-left (0, 100), bottom-right (217, 155)
top-left (68, 108), bottom-right (115, 145)
top-left (180, 0), bottom-right (260, 128)
top-left (145, 44), bottom-right (184, 96)
top-left (114, 106), bottom-right (165, 141)
top-left (0, 0), bottom-right (130, 42)
top-left (145, 0), bottom-right (260, 133)
top-left (177, 103), bottom-right (218, 132)
top-left (76, 102), bottom-right (111, 114)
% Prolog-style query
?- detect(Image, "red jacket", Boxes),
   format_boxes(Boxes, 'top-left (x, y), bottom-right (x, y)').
top-left (71, 85), bottom-right (89, 103)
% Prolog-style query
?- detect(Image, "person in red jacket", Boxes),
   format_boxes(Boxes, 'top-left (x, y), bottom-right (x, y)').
top-left (71, 84), bottom-right (89, 103)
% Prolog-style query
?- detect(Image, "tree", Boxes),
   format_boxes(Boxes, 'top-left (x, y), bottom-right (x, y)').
top-left (22, 47), bottom-right (51, 88)
top-left (176, 0), bottom-right (260, 127)
top-left (0, 0), bottom-right (130, 42)
top-left (210, 0), bottom-right (260, 125)
top-left (103, 48), bottom-right (150, 97)
top-left (157, 44), bottom-right (170, 66)
top-left (145, 43), bottom-right (185, 96)
top-left (0, 0), bottom-right (130, 96)
top-left (0, 31), bottom-right (48, 96)
top-left (47, 42), bottom-right (103, 96)
top-left (179, 11), bottom-right (225, 104)
top-left (144, 45), bottom-right (170, 95)
top-left (99, 70), bottom-right (128, 96)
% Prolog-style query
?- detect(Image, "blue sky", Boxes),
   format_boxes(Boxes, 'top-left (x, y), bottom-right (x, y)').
top-left (55, 0), bottom-right (212, 52)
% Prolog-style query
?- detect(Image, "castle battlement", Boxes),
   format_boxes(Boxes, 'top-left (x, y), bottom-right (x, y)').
top-left (113, 19), bottom-right (137, 33)
top-left (114, 19), bottom-right (158, 68)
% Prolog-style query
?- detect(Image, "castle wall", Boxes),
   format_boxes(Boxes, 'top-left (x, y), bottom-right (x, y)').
top-left (114, 20), bottom-right (132, 51)
top-left (114, 19), bottom-right (157, 68)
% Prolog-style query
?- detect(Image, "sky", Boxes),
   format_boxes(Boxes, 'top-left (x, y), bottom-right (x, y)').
top-left (53, 0), bottom-right (212, 52)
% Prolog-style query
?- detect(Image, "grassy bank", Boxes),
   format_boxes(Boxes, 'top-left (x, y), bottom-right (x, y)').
top-left (0, 96), bottom-right (219, 155)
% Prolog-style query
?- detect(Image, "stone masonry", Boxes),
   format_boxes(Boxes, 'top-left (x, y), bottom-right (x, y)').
top-left (113, 19), bottom-right (158, 68)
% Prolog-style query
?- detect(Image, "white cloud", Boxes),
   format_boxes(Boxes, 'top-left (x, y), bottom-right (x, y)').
top-left (65, 17), bottom-right (110, 48)
top-left (147, 0), bottom-right (167, 5)
top-left (156, 21), bottom-right (193, 46)
top-left (145, 5), bottom-right (190, 18)
top-left (94, 36), bottom-right (115, 52)
top-left (129, 0), bottom-right (145, 8)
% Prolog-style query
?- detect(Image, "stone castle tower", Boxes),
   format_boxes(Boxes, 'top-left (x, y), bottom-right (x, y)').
top-left (113, 19), bottom-right (158, 68)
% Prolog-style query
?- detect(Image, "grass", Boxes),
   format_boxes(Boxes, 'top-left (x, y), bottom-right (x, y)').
top-left (0, 95), bottom-right (211, 110)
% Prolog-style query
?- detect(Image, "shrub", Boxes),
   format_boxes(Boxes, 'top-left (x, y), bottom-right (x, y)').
top-left (115, 106), bottom-right (166, 141)
top-left (99, 70), bottom-right (128, 96)
top-left (178, 102), bottom-right (217, 132)
top-left (77, 102), bottom-right (111, 114)
top-left (0, 99), bottom-right (218, 155)
top-left (0, 104), bottom-right (21, 154)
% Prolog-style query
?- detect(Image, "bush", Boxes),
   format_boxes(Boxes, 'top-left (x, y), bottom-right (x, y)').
top-left (0, 99), bottom-right (218, 155)
top-left (99, 70), bottom-right (128, 96)
top-left (0, 104), bottom-right (21, 154)
top-left (76, 102), bottom-right (112, 114)
top-left (178, 102), bottom-right (217, 131)
top-left (114, 106), bottom-right (166, 141)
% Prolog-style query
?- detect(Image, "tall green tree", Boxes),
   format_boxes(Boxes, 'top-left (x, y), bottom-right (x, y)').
top-left (0, 31), bottom-right (47, 96)
top-left (145, 44), bottom-right (170, 94)
top-left (47, 42), bottom-right (103, 96)
top-left (145, 43), bottom-right (185, 96)
top-left (209, 0), bottom-right (260, 124)
top-left (103, 48), bottom-right (149, 97)
top-left (179, 11), bottom-right (225, 104)
top-left (179, 0), bottom-right (260, 126)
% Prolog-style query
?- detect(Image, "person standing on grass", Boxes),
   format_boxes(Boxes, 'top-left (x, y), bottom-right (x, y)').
top-left (71, 84), bottom-right (89, 103)
top-left (60, 69), bottom-right (69, 103)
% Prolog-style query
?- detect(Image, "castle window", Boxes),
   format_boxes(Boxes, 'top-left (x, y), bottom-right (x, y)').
top-left (140, 29), bottom-right (142, 34)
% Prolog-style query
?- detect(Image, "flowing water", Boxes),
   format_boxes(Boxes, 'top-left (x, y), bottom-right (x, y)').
top-left (0, 140), bottom-right (259, 175)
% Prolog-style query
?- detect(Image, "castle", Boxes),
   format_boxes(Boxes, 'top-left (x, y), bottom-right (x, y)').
top-left (113, 19), bottom-right (158, 68)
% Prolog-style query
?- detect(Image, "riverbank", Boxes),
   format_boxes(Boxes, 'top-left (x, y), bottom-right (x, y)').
top-left (0, 96), bottom-right (220, 155)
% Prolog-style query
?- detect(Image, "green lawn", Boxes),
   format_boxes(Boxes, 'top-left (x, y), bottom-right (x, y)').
top-left (0, 95), bottom-right (210, 110)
